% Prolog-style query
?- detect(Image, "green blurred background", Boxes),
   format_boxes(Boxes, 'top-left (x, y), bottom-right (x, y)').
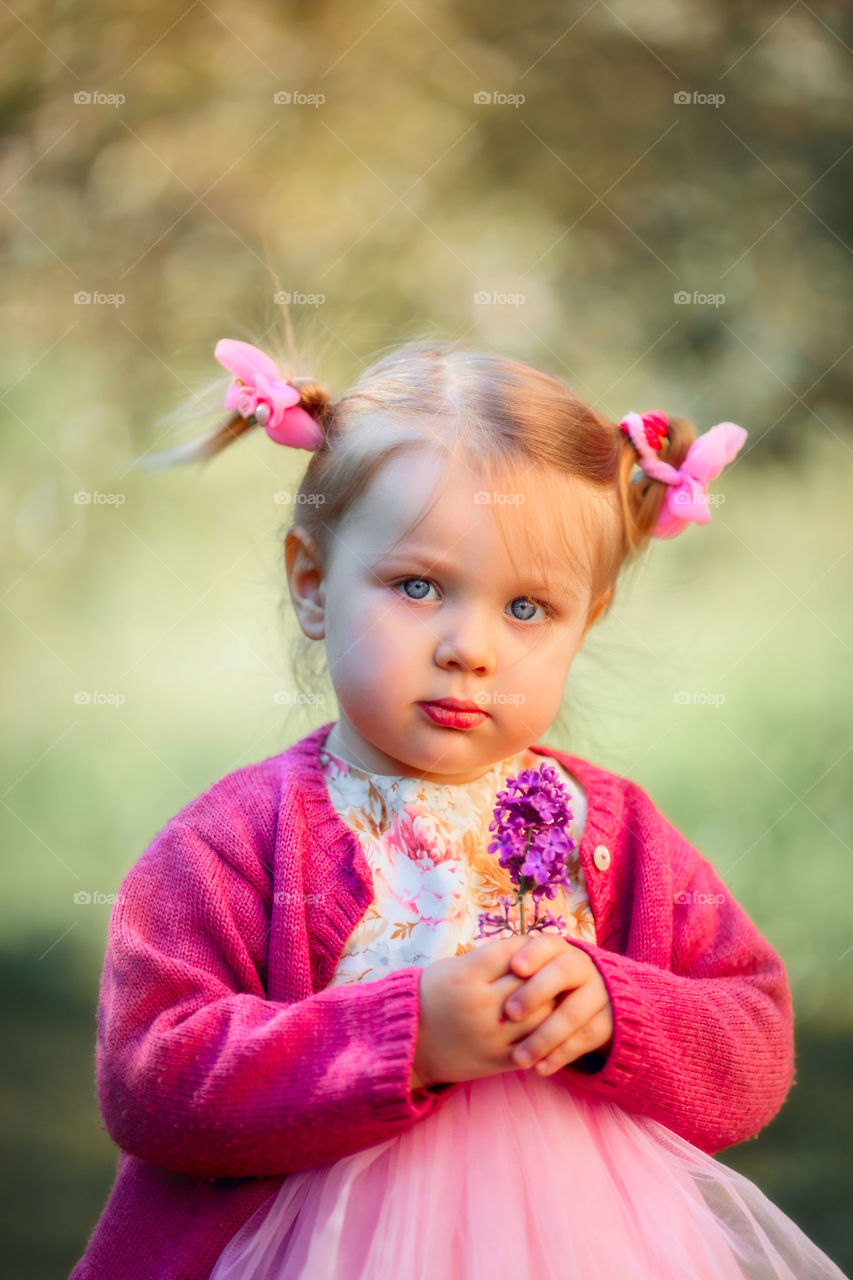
top-left (2, 1), bottom-right (852, 1275)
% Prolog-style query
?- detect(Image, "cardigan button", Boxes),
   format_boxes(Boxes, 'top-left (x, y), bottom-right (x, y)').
top-left (593, 844), bottom-right (612, 871)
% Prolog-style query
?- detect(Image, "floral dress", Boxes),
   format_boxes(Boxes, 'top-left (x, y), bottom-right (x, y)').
top-left (318, 741), bottom-right (595, 984)
top-left (210, 738), bottom-right (848, 1280)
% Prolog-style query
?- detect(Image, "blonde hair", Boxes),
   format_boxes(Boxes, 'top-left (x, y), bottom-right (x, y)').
top-left (141, 334), bottom-right (697, 700)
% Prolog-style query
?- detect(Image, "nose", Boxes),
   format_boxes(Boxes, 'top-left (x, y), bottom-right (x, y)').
top-left (433, 604), bottom-right (496, 676)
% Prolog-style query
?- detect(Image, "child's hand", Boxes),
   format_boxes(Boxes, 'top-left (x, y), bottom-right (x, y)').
top-left (413, 935), bottom-right (563, 1088)
top-left (502, 932), bottom-right (614, 1076)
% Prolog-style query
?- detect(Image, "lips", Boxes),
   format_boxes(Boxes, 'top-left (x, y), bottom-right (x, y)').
top-left (419, 699), bottom-right (490, 730)
top-left (424, 698), bottom-right (485, 713)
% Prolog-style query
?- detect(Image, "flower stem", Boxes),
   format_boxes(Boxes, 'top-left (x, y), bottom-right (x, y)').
top-left (518, 830), bottom-right (535, 934)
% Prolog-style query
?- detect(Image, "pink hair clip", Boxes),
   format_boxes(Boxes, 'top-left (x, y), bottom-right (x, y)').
top-left (214, 339), bottom-right (324, 451)
top-left (619, 410), bottom-right (748, 539)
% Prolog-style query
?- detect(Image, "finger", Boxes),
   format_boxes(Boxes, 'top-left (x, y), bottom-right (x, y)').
top-left (498, 990), bottom-right (558, 1034)
top-left (507, 931), bottom-right (569, 978)
top-left (508, 980), bottom-right (607, 1068)
top-left (489, 944), bottom-right (569, 1022)
top-left (491, 974), bottom-right (565, 1033)
top-left (490, 971), bottom-right (529, 1019)
top-left (503, 948), bottom-right (591, 1022)
top-left (527, 1009), bottom-right (615, 1076)
top-left (470, 933), bottom-right (530, 979)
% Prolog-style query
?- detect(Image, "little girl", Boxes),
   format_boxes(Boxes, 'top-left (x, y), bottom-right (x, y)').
top-left (71, 339), bottom-right (847, 1280)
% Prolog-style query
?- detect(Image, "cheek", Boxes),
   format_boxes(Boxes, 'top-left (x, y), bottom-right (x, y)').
top-left (513, 634), bottom-right (577, 697)
top-left (326, 590), bottom-right (421, 679)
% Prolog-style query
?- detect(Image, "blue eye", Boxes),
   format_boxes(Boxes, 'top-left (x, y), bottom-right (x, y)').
top-left (395, 579), bottom-right (554, 621)
top-left (504, 596), bottom-right (550, 622)
top-left (397, 577), bottom-right (437, 601)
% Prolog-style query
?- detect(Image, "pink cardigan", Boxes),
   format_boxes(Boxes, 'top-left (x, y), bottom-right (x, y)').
top-left (69, 721), bottom-right (795, 1279)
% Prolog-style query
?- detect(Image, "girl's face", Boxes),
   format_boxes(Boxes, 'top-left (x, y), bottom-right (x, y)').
top-left (287, 449), bottom-right (608, 784)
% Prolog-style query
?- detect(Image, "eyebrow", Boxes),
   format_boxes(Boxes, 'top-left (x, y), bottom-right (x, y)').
top-left (374, 548), bottom-right (579, 599)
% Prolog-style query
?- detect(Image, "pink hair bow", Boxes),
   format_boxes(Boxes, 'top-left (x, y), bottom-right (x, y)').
top-left (619, 411), bottom-right (748, 539)
top-left (214, 339), bottom-right (324, 451)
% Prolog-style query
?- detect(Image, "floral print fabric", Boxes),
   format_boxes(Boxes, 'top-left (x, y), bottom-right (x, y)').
top-left (318, 735), bottom-right (596, 986)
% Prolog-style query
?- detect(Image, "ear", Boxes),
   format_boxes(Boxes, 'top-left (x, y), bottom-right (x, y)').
top-left (284, 526), bottom-right (327, 641)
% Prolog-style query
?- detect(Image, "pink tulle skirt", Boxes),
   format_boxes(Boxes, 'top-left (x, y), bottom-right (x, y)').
top-left (210, 1068), bottom-right (847, 1280)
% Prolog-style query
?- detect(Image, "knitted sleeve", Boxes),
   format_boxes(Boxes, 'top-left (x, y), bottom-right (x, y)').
top-left (95, 813), bottom-right (446, 1179)
top-left (553, 799), bottom-right (795, 1156)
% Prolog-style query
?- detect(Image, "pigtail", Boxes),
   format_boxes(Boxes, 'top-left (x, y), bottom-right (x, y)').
top-left (126, 372), bottom-right (333, 474)
top-left (288, 376), bottom-right (334, 429)
top-left (130, 412), bottom-right (256, 472)
top-left (617, 415), bottom-right (697, 554)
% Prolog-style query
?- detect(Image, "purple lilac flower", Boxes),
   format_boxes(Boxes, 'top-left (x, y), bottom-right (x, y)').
top-left (476, 762), bottom-right (577, 937)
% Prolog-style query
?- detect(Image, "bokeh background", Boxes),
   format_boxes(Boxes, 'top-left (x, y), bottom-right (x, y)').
top-left (2, 1), bottom-right (852, 1275)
